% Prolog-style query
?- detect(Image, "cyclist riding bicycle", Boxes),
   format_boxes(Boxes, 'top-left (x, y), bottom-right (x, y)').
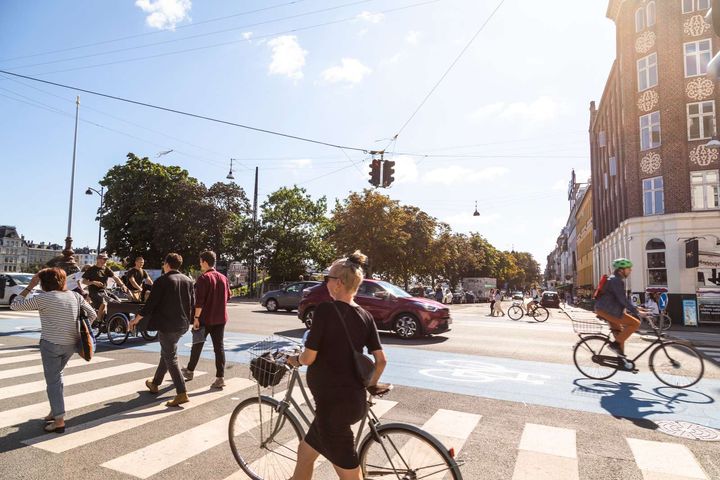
top-left (526, 287), bottom-right (541, 313)
top-left (594, 258), bottom-right (649, 368)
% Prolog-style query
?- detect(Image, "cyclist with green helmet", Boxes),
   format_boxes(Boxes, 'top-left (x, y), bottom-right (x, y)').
top-left (594, 258), bottom-right (649, 367)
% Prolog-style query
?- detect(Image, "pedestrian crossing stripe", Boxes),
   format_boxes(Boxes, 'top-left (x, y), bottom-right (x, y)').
top-left (0, 310), bottom-right (41, 318)
top-left (0, 352), bottom-right (42, 366)
top-left (0, 346), bottom-right (38, 355)
top-left (0, 356), bottom-right (112, 380)
top-left (628, 438), bottom-right (709, 479)
top-left (512, 424), bottom-right (578, 480)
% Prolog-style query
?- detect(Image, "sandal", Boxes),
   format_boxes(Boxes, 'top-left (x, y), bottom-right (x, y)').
top-left (44, 422), bottom-right (65, 434)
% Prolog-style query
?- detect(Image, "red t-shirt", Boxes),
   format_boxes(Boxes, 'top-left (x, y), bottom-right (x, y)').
top-left (195, 269), bottom-right (230, 325)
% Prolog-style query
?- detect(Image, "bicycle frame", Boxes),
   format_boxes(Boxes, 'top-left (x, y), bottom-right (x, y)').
top-left (579, 324), bottom-right (681, 366)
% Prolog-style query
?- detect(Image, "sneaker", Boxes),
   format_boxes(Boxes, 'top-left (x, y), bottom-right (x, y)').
top-left (607, 341), bottom-right (623, 356)
top-left (620, 357), bottom-right (634, 371)
top-left (210, 377), bottom-right (225, 389)
top-left (181, 367), bottom-right (194, 381)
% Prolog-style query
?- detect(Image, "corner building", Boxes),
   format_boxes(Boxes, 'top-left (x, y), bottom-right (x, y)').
top-left (591, 0), bottom-right (720, 325)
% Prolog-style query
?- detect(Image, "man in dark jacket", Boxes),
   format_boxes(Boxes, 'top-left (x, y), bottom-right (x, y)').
top-left (129, 253), bottom-right (194, 407)
top-left (595, 258), bottom-right (648, 366)
top-left (182, 251), bottom-right (231, 389)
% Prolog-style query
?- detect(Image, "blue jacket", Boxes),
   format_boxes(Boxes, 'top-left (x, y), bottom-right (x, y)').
top-left (594, 274), bottom-right (639, 318)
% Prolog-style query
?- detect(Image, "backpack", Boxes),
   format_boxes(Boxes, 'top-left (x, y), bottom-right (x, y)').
top-left (593, 274), bottom-right (609, 299)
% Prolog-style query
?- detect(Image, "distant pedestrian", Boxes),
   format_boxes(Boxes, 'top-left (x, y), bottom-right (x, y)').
top-left (182, 251), bottom-right (231, 389)
top-left (488, 289), bottom-right (496, 316)
top-left (434, 286), bottom-right (443, 302)
top-left (11, 268), bottom-right (97, 433)
top-left (494, 289), bottom-right (505, 316)
top-left (129, 253), bottom-right (194, 407)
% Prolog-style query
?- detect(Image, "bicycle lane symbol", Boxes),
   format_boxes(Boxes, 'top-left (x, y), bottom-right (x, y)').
top-left (419, 359), bottom-right (552, 385)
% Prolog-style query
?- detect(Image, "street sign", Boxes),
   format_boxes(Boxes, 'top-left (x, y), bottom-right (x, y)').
top-left (658, 292), bottom-right (668, 310)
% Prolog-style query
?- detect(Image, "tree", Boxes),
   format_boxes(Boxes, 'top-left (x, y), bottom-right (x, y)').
top-left (258, 186), bottom-right (333, 281)
top-left (385, 206), bottom-right (439, 290)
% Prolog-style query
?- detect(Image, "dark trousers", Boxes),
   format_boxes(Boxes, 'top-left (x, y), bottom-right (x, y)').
top-left (187, 323), bottom-right (226, 378)
top-left (153, 330), bottom-right (186, 394)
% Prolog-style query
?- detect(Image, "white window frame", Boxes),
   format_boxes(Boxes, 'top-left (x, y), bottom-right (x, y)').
top-left (690, 169), bottom-right (720, 210)
top-left (643, 176), bottom-right (665, 216)
top-left (640, 111), bottom-right (661, 151)
top-left (687, 101), bottom-right (717, 140)
top-left (683, 0), bottom-right (711, 13)
top-left (637, 53), bottom-right (658, 91)
top-left (647, 2), bottom-right (656, 27)
top-left (635, 8), bottom-right (645, 32)
top-left (684, 39), bottom-right (713, 78)
top-left (646, 238), bottom-right (668, 287)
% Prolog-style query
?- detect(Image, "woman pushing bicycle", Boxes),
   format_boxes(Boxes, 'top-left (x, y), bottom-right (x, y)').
top-left (594, 258), bottom-right (649, 367)
top-left (286, 251), bottom-right (388, 480)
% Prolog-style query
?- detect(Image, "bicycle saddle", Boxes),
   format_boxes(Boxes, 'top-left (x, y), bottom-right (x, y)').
top-left (367, 383), bottom-right (393, 397)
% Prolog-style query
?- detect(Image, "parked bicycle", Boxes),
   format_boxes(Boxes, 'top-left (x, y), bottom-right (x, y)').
top-left (507, 300), bottom-right (549, 322)
top-left (229, 336), bottom-right (464, 480)
top-left (563, 309), bottom-right (704, 388)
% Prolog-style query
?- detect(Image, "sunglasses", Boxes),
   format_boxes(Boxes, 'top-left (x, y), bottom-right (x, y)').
top-left (324, 275), bottom-right (338, 283)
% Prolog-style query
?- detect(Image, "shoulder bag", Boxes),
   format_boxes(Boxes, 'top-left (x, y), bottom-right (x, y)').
top-left (331, 302), bottom-right (375, 387)
top-left (75, 293), bottom-right (96, 362)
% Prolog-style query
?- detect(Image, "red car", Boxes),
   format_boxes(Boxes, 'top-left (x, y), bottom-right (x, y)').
top-left (298, 279), bottom-right (452, 339)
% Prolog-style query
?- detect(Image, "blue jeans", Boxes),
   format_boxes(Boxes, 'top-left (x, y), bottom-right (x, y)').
top-left (40, 339), bottom-right (77, 419)
top-left (152, 330), bottom-right (187, 394)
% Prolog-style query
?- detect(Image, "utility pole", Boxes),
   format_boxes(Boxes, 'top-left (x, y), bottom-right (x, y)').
top-left (250, 166), bottom-right (259, 297)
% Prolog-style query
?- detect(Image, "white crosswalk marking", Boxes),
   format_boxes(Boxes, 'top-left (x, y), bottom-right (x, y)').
top-left (25, 377), bottom-right (255, 453)
top-left (0, 310), bottom-right (40, 318)
top-left (0, 355), bottom-right (111, 380)
top-left (627, 438), bottom-right (708, 479)
top-left (0, 346), bottom-right (38, 355)
top-left (0, 353), bottom-right (42, 366)
top-left (0, 362), bottom-right (154, 401)
top-left (0, 371), bottom-right (206, 429)
top-left (512, 424), bottom-right (579, 480)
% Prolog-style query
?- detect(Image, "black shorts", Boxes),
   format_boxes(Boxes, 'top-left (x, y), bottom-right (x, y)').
top-left (88, 290), bottom-right (110, 310)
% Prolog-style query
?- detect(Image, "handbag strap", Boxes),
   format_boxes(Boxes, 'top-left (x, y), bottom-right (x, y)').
top-left (330, 301), bottom-right (358, 353)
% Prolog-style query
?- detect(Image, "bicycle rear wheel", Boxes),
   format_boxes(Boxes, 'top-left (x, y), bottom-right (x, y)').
top-left (573, 335), bottom-right (618, 380)
top-left (532, 306), bottom-right (549, 322)
top-left (358, 423), bottom-right (462, 480)
top-left (106, 314), bottom-right (129, 345)
top-left (229, 396), bottom-right (304, 480)
top-left (508, 306), bottom-right (523, 321)
top-left (649, 342), bottom-right (704, 388)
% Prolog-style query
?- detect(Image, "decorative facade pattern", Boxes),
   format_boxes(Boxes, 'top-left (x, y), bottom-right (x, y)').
top-left (686, 77), bottom-right (715, 100)
top-left (635, 31), bottom-right (656, 54)
top-left (640, 152), bottom-right (662, 175)
top-left (690, 145), bottom-right (719, 166)
top-left (637, 89), bottom-right (659, 112)
top-left (683, 15), bottom-right (711, 37)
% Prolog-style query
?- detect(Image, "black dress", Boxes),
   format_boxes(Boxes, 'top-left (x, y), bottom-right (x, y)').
top-left (303, 300), bottom-right (383, 470)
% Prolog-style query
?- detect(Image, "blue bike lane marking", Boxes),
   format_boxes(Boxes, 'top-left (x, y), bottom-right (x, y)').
top-left (1, 315), bottom-right (718, 428)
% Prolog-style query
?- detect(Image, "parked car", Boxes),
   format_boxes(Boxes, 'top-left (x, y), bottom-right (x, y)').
top-left (298, 280), bottom-right (451, 339)
top-left (511, 291), bottom-right (524, 301)
top-left (540, 291), bottom-right (561, 308)
top-left (0, 273), bottom-right (40, 306)
top-left (260, 281), bottom-right (321, 312)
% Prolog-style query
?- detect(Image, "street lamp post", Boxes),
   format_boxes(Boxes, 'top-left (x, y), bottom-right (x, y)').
top-left (85, 186), bottom-right (105, 254)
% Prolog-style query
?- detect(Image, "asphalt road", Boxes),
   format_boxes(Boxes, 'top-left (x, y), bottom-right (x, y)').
top-left (0, 301), bottom-right (719, 479)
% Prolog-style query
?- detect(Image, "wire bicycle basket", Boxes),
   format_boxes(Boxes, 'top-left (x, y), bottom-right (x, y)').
top-left (247, 335), bottom-right (299, 389)
top-left (563, 309), bottom-right (608, 335)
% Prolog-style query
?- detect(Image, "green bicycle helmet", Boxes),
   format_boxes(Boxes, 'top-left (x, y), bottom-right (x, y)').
top-left (612, 258), bottom-right (633, 270)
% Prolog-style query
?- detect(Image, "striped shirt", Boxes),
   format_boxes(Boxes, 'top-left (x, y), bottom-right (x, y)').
top-left (11, 290), bottom-right (97, 346)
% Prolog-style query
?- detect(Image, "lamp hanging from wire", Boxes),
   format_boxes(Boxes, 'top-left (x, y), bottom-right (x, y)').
top-left (473, 201), bottom-right (480, 217)
top-left (226, 158), bottom-right (235, 180)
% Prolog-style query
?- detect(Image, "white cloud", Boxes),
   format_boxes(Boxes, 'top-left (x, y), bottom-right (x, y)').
top-left (392, 155), bottom-right (419, 183)
top-left (321, 58), bottom-right (372, 85)
top-left (405, 30), bottom-right (421, 45)
top-left (421, 166), bottom-right (509, 185)
top-left (135, 0), bottom-right (191, 30)
top-left (289, 158), bottom-right (312, 168)
top-left (267, 35), bottom-right (307, 80)
top-left (469, 96), bottom-right (562, 123)
top-left (242, 32), bottom-right (253, 40)
top-left (380, 52), bottom-right (403, 66)
top-left (356, 11), bottom-right (384, 23)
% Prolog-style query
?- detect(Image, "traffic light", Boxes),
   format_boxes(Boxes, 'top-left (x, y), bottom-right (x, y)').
top-left (382, 160), bottom-right (395, 187)
top-left (369, 159), bottom-right (381, 187)
top-left (707, 1), bottom-right (720, 78)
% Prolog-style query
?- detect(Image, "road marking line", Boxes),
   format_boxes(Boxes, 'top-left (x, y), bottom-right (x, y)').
top-left (0, 353), bottom-right (42, 366)
top-left (0, 347), bottom-right (38, 355)
top-left (0, 356), bottom-right (112, 380)
top-left (25, 377), bottom-right (254, 453)
top-left (627, 438), bottom-right (708, 479)
top-left (0, 311), bottom-right (40, 317)
top-left (0, 362), bottom-right (154, 401)
top-left (0, 370), bottom-right (206, 430)
top-left (421, 408), bottom-right (481, 442)
top-left (512, 424), bottom-right (578, 480)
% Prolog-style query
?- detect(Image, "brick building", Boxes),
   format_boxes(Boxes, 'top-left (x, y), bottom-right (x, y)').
top-left (591, 0), bottom-right (720, 325)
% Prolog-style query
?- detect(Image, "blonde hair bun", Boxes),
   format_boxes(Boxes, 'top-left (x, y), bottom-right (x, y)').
top-left (347, 250), bottom-right (367, 267)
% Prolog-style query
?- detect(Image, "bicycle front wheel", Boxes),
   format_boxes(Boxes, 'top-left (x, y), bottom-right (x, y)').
top-left (532, 306), bottom-right (549, 322)
top-left (359, 423), bottom-right (462, 480)
top-left (649, 342), bottom-right (704, 388)
top-left (573, 336), bottom-right (618, 380)
top-left (106, 314), bottom-right (129, 345)
top-left (229, 395), bottom-right (304, 480)
top-left (508, 306), bottom-right (524, 321)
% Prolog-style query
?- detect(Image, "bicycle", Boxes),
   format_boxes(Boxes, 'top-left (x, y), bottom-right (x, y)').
top-left (507, 300), bottom-right (549, 322)
top-left (229, 336), bottom-right (464, 480)
top-left (90, 296), bottom-right (158, 345)
top-left (646, 311), bottom-right (672, 332)
top-left (564, 309), bottom-right (704, 388)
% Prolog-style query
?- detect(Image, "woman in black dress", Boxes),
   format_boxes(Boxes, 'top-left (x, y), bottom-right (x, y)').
top-left (288, 251), bottom-right (388, 480)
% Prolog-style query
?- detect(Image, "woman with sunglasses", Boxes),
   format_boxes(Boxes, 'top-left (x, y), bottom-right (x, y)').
top-left (288, 251), bottom-right (388, 480)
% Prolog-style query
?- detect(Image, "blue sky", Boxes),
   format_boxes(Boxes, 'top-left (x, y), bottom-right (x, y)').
top-left (0, 0), bottom-right (616, 267)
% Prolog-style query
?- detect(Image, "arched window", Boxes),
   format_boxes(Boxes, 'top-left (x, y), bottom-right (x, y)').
top-left (646, 2), bottom-right (656, 27)
top-left (635, 8), bottom-right (645, 32)
top-left (646, 238), bottom-right (667, 286)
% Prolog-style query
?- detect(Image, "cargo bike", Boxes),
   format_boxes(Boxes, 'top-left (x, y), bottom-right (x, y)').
top-left (93, 296), bottom-right (158, 345)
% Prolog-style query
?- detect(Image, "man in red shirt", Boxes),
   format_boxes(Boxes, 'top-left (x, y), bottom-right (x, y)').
top-left (182, 251), bottom-right (231, 389)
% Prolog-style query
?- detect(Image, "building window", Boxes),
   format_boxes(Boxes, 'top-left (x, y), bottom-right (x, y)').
top-left (691, 169), bottom-right (720, 210)
top-left (646, 238), bottom-right (667, 286)
top-left (647, 2), bottom-right (656, 27)
top-left (598, 131), bottom-right (607, 147)
top-left (637, 53), bottom-right (658, 91)
top-left (683, 0), bottom-right (711, 13)
top-left (609, 156), bottom-right (617, 176)
top-left (687, 101), bottom-right (716, 140)
top-left (684, 39), bottom-right (712, 77)
top-left (640, 111), bottom-right (661, 150)
top-left (643, 177), bottom-right (664, 215)
top-left (635, 8), bottom-right (645, 32)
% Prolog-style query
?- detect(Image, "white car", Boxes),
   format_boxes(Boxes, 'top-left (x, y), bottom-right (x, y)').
top-left (0, 273), bottom-right (40, 306)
